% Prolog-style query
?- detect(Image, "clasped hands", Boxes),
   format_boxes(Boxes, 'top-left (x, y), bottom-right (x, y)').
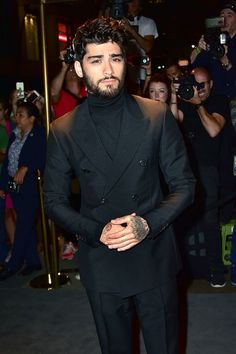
top-left (100, 213), bottom-right (150, 252)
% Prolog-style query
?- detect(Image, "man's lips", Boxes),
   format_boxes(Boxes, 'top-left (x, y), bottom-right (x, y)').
top-left (100, 79), bottom-right (117, 84)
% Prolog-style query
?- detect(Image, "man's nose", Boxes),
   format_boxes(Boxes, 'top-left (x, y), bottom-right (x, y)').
top-left (103, 60), bottom-right (113, 76)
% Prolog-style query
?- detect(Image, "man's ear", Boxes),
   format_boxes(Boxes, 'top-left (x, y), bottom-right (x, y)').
top-left (74, 61), bottom-right (83, 78)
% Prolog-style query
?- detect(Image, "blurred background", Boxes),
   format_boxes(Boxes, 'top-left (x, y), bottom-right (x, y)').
top-left (0, 0), bottom-right (224, 98)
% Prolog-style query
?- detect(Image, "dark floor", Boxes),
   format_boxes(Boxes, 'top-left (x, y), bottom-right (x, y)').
top-left (1, 252), bottom-right (236, 354)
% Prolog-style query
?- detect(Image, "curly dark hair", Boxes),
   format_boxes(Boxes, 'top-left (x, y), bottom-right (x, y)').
top-left (73, 17), bottom-right (128, 62)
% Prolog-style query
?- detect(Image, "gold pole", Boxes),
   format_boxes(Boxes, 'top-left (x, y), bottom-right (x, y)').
top-left (37, 170), bottom-right (51, 274)
top-left (40, 0), bottom-right (51, 136)
top-left (30, 0), bottom-right (71, 289)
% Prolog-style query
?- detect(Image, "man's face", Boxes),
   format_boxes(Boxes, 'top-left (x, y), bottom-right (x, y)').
top-left (75, 41), bottom-right (126, 98)
top-left (220, 8), bottom-right (236, 36)
top-left (127, 0), bottom-right (141, 16)
top-left (193, 72), bottom-right (212, 102)
top-left (166, 65), bottom-right (182, 80)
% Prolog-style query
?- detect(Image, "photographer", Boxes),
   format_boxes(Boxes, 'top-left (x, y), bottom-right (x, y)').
top-left (50, 49), bottom-right (87, 119)
top-left (124, 0), bottom-right (158, 93)
top-left (100, 0), bottom-right (158, 94)
top-left (190, 1), bottom-right (236, 127)
top-left (173, 66), bottom-right (235, 287)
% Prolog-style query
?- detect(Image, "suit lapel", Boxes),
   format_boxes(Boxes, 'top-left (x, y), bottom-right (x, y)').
top-left (71, 95), bottom-right (150, 193)
top-left (71, 101), bottom-right (113, 177)
top-left (104, 95), bottom-right (150, 195)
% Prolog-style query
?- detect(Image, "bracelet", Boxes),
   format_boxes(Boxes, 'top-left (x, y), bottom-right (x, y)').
top-left (146, 73), bottom-right (152, 76)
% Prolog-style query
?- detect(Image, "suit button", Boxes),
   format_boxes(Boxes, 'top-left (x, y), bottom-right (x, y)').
top-left (139, 159), bottom-right (147, 167)
top-left (101, 198), bottom-right (105, 204)
top-left (131, 194), bottom-right (138, 200)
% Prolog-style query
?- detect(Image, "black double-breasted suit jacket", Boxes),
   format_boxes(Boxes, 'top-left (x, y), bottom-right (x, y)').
top-left (44, 93), bottom-right (195, 296)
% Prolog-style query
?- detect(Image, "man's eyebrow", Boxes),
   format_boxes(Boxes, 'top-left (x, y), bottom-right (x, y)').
top-left (87, 53), bottom-right (123, 60)
top-left (110, 54), bottom-right (123, 58)
top-left (87, 55), bottom-right (103, 60)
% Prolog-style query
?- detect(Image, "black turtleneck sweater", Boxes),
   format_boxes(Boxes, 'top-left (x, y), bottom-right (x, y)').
top-left (88, 89), bottom-right (125, 160)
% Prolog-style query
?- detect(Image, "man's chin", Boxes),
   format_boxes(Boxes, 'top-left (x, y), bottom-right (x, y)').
top-left (98, 85), bottom-right (120, 98)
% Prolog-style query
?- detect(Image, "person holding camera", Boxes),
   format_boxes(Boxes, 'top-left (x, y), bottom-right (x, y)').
top-left (190, 1), bottom-right (236, 124)
top-left (0, 101), bottom-right (47, 280)
top-left (190, 1), bottom-right (236, 224)
top-left (122, 0), bottom-right (158, 94)
top-left (172, 66), bottom-right (233, 287)
top-left (99, 1), bottom-right (158, 94)
top-left (50, 49), bottom-right (87, 119)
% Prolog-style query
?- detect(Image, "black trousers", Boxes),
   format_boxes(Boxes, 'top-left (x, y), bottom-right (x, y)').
top-left (86, 279), bottom-right (178, 354)
top-left (198, 166), bottom-right (224, 276)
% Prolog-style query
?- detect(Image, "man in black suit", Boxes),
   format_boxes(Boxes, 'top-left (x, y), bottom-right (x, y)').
top-left (44, 17), bottom-right (195, 354)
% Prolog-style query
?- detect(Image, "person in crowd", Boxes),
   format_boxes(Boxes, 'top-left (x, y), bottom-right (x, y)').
top-left (190, 2), bottom-right (236, 222)
top-left (142, 61), bottom-right (182, 120)
top-left (99, 0), bottom-right (158, 94)
top-left (122, 0), bottom-right (158, 94)
top-left (43, 16), bottom-right (195, 354)
top-left (145, 72), bottom-right (171, 103)
top-left (50, 49), bottom-right (87, 119)
top-left (50, 50), bottom-right (85, 258)
top-left (165, 60), bottom-right (183, 81)
top-left (0, 101), bottom-right (47, 280)
top-left (172, 66), bottom-right (233, 287)
top-left (190, 1), bottom-right (236, 128)
top-left (0, 98), bottom-right (10, 268)
top-left (0, 98), bottom-right (16, 263)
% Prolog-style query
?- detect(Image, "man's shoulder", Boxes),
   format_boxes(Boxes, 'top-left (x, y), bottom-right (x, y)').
top-left (132, 94), bottom-right (167, 119)
top-left (50, 102), bottom-right (86, 133)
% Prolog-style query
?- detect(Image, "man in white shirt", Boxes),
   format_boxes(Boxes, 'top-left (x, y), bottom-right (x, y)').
top-left (123, 0), bottom-right (158, 93)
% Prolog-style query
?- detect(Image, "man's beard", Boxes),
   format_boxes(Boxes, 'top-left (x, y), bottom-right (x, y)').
top-left (83, 72), bottom-right (125, 98)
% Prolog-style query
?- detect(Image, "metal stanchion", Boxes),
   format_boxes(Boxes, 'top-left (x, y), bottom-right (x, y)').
top-left (30, 171), bottom-right (70, 289)
top-left (30, 0), bottom-right (78, 289)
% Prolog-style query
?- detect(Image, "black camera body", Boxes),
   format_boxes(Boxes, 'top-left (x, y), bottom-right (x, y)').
top-left (8, 180), bottom-right (20, 193)
top-left (132, 55), bottom-right (150, 66)
top-left (110, 0), bottom-right (131, 19)
top-left (63, 46), bottom-right (75, 64)
top-left (174, 75), bottom-right (205, 100)
top-left (204, 29), bottom-right (230, 60)
top-left (204, 17), bottom-right (229, 60)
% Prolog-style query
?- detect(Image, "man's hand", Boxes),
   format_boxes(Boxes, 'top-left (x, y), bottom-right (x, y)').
top-left (100, 222), bottom-right (125, 245)
top-left (100, 213), bottom-right (150, 252)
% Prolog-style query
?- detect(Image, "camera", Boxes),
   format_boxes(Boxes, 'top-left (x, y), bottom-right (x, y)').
top-left (7, 180), bottom-right (20, 193)
top-left (111, 0), bottom-right (128, 19)
top-left (204, 29), bottom-right (230, 59)
top-left (133, 55), bottom-right (150, 66)
top-left (63, 46), bottom-right (75, 64)
top-left (174, 75), bottom-right (205, 100)
top-left (204, 16), bottom-right (229, 59)
top-left (24, 90), bottom-right (40, 104)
